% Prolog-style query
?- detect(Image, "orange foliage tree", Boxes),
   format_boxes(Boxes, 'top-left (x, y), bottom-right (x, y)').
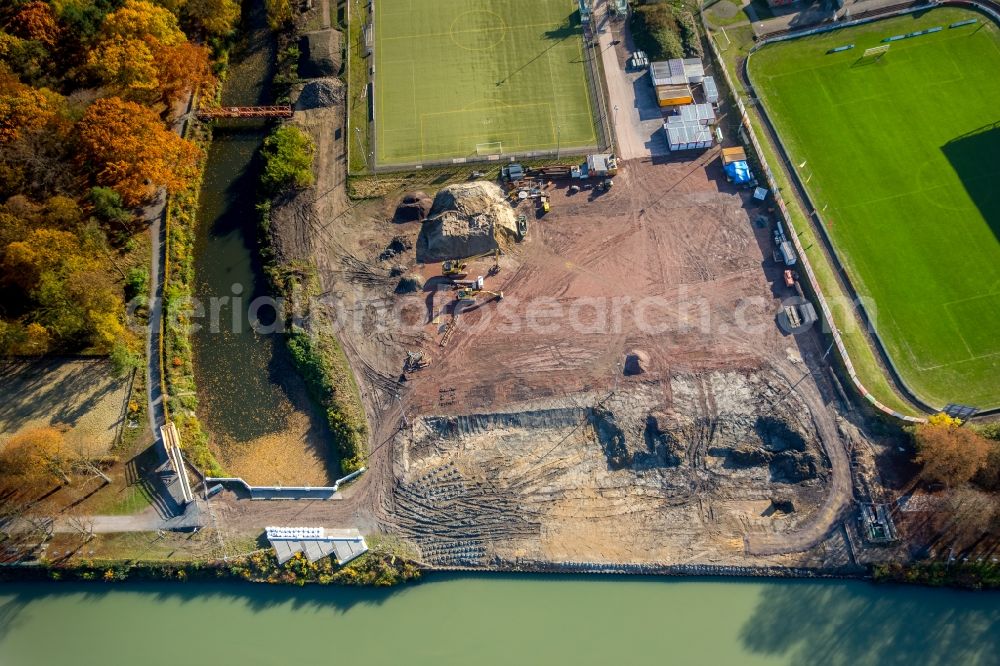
top-left (6, 1), bottom-right (61, 47)
top-left (90, 0), bottom-right (214, 103)
top-left (1, 427), bottom-right (71, 484)
top-left (0, 86), bottom-right (54, 142)
top-left (76, 97), bottom-right (201, 205)
top-left (153, 41), bottom-right (214, 105)
top-left (915, 416), bottom-right (992, 488)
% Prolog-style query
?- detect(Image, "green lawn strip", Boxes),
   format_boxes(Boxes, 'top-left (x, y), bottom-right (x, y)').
top-left (748, 8), bottom-right (1000, 409)
top-left (707, 21), bottom-right (921, 417)
top-left (373, 0), bottom-right (596, 165)
top-left (347, 0), bottom-right (371, 173)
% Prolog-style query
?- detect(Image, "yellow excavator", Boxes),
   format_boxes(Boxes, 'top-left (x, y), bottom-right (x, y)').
top-left (457, 287), bottom-right (504, 303)
top-left (442, 249), bottom-right (501, 278)
top-left (454, 276), bottom-right (503, 303)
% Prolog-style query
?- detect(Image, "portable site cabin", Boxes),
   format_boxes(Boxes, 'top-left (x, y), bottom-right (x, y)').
top-left (682, 58), bottom-right (705, 83)
top-left (650, 58), bottom-right (706, 86)
top-left (650, 60), bottom-right (687, 86)
top-left (572, 154), bottom-right (619, 178)
top-left (665, 116), bottom-right (714, 151)
top-left (703, 76), bottom-right (719, 105)
top-left (677, 103), bottom-right (716, 126)
top-left (656, 84), bottom-right (694, 108)
top-left (586, 153), bottom-right (618, 177)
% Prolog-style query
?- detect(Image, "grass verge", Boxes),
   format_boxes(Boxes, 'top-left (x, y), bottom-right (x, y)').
top-left (347, 0), bottom-right (371, 173)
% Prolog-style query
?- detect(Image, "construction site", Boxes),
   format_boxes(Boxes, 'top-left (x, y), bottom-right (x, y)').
top-left (245, 78), bottom-right (864, 570)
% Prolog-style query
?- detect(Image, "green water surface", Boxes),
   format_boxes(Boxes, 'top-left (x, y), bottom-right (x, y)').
top-left (0, 575), bottom-right (996, 665)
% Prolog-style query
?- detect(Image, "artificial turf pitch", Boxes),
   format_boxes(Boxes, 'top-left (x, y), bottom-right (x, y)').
top-left (749, 8), bottom-right (1000, 408)
top-left (373, 0), bottom-right (598, 165)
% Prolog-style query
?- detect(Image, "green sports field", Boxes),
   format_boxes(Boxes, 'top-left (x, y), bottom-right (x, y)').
top-left (373, 0), bottom-right (598, 165)
top-left (749, 7), bottom-right (1000, 409)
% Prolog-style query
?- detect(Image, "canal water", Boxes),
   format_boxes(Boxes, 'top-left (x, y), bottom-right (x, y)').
top-left (0, 575), bottom-right (996, 665)
top-left (191, 3), bottom-right (335, 482)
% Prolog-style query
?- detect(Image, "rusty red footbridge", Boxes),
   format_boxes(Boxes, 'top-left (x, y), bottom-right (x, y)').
top-left (195, 105), bottom-right (293, 120)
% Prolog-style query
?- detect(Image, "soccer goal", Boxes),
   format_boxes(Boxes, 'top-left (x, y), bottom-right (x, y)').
top-left (476, 141), bottom-right (503, 156)
top-left (862, 44), bottom-right (891, 60)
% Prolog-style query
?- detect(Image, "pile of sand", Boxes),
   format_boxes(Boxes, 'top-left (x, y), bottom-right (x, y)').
top-left (417, 182), bottom-right (518, 261)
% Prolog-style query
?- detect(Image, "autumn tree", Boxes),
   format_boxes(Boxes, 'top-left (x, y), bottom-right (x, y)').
top-left (77, 96), bottom-right (201, 205)
top-left (0, 85), bottom-right (54, 142)
top-left (2, 227), bottom-right (79, 291)
top-left (6, 2), bottom-right (61, 47)
top-left (185, 0), bottom-right (240, 36)
top-left (1, 427), bottom-right (72, 484)
top-left (265, 0), bottom-right (292, 30)
top-left (915, 415), bottom-right (992, 488)
top-left (2, 223), bottom-right (133, 352)
top-left (0, 68), bottom-right (73, 196)
top-left (153, 40), bottom-right (213, 105)
top-left (100, 0), bottom-right (185, 45)
top-left (88, 35), bottom-right (159, 94)
top-left (88, 0), bottom-right (215, 103)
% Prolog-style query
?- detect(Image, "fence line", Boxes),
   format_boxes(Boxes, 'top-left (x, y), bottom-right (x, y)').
top-left (424, 560), bottom-right (865, 578)
top-left (702, 3), bottom-right (939, 423)
top-left (361, 11), bottom-right (609, 172)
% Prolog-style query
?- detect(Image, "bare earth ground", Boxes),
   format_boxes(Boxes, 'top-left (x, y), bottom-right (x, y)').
top-left (243, 80), bottom-right (860, 570)
top-left (0, 359), bottom-right (131, 457)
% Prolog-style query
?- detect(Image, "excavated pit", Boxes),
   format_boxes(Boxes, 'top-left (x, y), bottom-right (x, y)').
top-left (390, 368), bottom-right (832, 568)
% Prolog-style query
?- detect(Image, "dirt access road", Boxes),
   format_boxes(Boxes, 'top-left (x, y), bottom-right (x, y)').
top-left (595, 0), bottom-right (669, 160)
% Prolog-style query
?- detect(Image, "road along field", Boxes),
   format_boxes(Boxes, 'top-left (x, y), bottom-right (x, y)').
top-left (373, 0), bottom-right (598, 165)
top-left (748, 7), bottom-right (1000, 409)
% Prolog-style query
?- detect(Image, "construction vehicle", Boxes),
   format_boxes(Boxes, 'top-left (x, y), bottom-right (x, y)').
top-left (403, 350), bottom-right (430, 374)
top-left (442, 249), bottom-right (501, 278)
top-left (457, 287), bottom-right (504, 303)
top-left (597, 178), bottom-right (613, 192)
top-left (531, 164), bottom-right (575, 179)
top-left (454, 276), bottom-right (503, 303)
top-left (517, 215), bottom-right (528, 240)
top-left (442, 259), bottom-right (469, 278)
top-left (540, 195), bottom-right (550, 214)
top-left (721, 146), bottom-right (747, 167)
